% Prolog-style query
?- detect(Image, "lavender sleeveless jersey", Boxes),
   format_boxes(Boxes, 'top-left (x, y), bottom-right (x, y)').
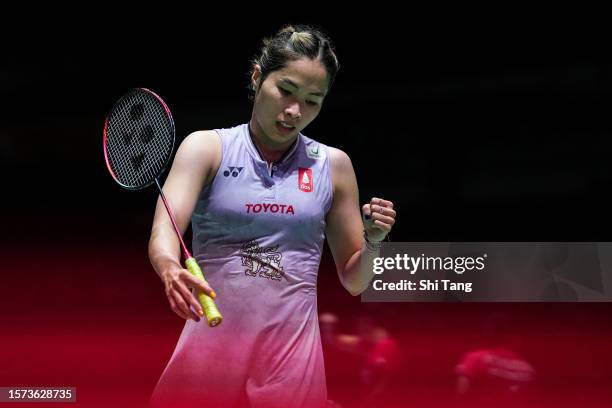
top-left (149, 123), bottom-right (333, 408)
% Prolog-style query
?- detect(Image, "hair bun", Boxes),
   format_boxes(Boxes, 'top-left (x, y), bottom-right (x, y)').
top-left (279, 25), bottom-right (297, 35)
top-left (246, 24), bottom-right (340, 100)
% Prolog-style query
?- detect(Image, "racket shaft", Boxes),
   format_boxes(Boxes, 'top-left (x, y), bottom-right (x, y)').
top-left (185, 257), bottom-right (222, 327)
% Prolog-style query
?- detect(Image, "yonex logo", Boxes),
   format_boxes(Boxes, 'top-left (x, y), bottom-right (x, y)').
top-left (124, 102), bottom-right (155, 171)
top-left (223, 166), bottom-right (244, 177)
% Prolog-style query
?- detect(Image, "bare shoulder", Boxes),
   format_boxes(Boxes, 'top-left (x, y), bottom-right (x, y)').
top-left (327, 146), bottom-right (357, 195)
top-left (328, 146), bottom-right (355, 180)
top-left (173, 130), bottom-right (222, 184)
top-left (177, 130), bottom-right (221, 157)
top-left (175, 130), bottom-right (221, 163)
top-left (327, 146), bottom-right (353, 172)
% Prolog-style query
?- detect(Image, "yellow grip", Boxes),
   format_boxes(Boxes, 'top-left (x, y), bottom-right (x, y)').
top-left (184, 257), bottom-right (222, 327)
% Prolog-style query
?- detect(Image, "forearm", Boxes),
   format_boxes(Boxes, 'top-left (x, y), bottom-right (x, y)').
top-left (339, 239), bottom-right (380, 296)
top-left (148, 222), bottom-right (183, 279)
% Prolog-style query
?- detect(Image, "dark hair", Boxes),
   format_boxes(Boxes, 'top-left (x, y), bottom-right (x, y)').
top-left (247, 24), bottom-right (340, 99)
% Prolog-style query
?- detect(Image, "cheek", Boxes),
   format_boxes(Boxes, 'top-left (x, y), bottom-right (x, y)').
top-left (305, 107), bottom-right (321, 121)
top-left (255, 93), bottom-right (275, 119)
top-left (260, 92), bottom-right (282, 114)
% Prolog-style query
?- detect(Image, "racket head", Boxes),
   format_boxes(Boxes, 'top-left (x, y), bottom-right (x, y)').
top-left (103, 88), bottom-right (175, 190)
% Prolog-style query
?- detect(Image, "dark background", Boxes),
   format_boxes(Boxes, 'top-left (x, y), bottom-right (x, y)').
top-left (1, 5), bottom-right (611, 407)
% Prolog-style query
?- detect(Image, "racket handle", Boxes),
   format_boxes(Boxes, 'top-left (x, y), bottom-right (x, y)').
top-left (184, 257), bottom-right (222, 327)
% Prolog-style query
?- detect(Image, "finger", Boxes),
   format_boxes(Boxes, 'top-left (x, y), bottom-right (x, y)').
top-left (171, 290), bottom-right (200, 321)
top-left (362, 203), bottom-right (372, 220)
top-left (183, 272), bottom-right (217, 299)
top-left (369, 212), bottom-right (396, 226)
top-left (371, 197), bottom-right (394, 208)
top-left (373, 219), bottom-right (393, 231)
top-left (167, 293), bottom-right (191, 320)
top-left (371, 205), bottom-right (396, 218)
top-left (166, 280), bottom-right (190, 319)
top-left (175, 282), bottom-right (205, 319)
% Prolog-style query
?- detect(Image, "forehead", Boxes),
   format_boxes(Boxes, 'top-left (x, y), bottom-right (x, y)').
top-left (270, 58), bottom-right (329, 95)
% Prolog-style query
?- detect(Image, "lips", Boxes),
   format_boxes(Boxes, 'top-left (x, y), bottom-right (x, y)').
top-left (275, 121), bottom-right (295, 135)
top-left (278, 120), bottom-right (296, 128)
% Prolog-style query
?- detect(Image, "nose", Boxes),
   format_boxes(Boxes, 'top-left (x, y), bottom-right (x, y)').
top-left (284, 102), bottom-right (302, 120)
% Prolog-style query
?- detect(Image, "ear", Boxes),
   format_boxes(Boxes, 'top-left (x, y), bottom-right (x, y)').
top-left (251, 64), bottom-right (262, 90)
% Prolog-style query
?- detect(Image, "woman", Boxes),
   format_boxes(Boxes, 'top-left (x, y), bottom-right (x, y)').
top-left (148, 24), bottom-right (396, 408)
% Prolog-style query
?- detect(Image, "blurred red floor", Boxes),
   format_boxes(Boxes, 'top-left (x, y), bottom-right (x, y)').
top-left (1, 225), bottom-right (611, 407)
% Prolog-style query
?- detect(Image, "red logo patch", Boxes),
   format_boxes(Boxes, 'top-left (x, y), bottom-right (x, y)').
top-left (298, 167), bottom-right (313, 192)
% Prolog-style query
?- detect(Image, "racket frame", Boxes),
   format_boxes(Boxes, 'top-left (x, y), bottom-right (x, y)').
top-left (102, 87), bottom-right (176, 191)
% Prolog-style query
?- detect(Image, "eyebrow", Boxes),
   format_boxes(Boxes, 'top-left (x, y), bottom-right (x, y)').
top-left (279, 78), bottom-right (326, 97)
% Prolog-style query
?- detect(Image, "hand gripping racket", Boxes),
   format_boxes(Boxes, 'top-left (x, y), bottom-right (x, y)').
top-left (103, 88), bottom-right (222, 327)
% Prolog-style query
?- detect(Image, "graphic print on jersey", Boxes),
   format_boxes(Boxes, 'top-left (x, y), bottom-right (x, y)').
top-left (240, 239), bottom-right (285, 281)
top-left (298, 167), bottom-right (313, 192)
top-left (245, 203), bottom-right (295, 214)
top-left (306, 144), bottom-right (322, 160)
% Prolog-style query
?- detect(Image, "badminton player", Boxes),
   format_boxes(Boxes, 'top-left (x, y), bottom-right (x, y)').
top-left (148, 24), bottom-right (396, 408)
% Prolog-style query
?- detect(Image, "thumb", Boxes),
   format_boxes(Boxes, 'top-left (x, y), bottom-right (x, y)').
top-left (362, 203), bottom-right (372, 220)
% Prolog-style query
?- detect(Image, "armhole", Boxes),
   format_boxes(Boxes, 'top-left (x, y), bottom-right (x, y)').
top-left (323, 144), bottom-right (334, 215)
top-left (200, 129), bottom-right (225, 195)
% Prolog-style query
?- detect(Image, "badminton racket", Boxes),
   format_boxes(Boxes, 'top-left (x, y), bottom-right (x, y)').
top-left (103, 87), bottom-right (222, 327)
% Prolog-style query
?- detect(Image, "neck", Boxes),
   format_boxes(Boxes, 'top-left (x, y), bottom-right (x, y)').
top-left (248, 119), bottom-right (296, 164)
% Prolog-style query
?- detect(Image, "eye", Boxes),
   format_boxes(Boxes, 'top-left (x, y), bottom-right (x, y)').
top-left (278, 87), bottom-right (291, 96)
top-left (306, 100), bottom-right (319, 106)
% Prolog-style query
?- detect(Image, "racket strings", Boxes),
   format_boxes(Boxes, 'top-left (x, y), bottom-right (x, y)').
top-left (105, 89), bottom-right (174, 188)
top-left (109, 95), bottom-right (169, 184)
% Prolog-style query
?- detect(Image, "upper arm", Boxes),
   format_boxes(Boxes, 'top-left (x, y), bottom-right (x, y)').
top-left (325, 147), bottom-right (363, 275)
top-left (151, 130), bottom-right (222, 234)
